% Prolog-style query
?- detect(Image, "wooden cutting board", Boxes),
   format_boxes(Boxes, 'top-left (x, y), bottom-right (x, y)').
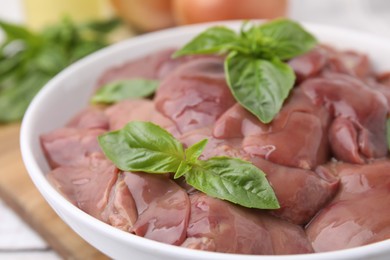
top-left (0, 123), bottom-right (108, 260)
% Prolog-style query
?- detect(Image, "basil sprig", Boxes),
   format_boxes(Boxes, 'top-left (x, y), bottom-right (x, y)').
top-left (99, 121), bottom-right (280, 209)
top-left (0, 18), bottom-right (120, 123)
top-left (92, 79), bottom-right (159, 104)
top-left (173, 19), bottom-right (317, 123)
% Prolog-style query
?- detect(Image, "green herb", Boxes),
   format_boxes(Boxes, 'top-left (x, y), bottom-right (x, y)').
top-left (185, 138), bottom-right (208, 164)
top-left (387, 118), bottom-right (390, 151)
top-left (225, 53), bottom-right (295, 123)
top-left (98, 121), bottom-right (184, 173)
top-left (91, 79), bottom-right (159, 104)
top-left (173, 19), bottom-right (317, 123)
top-left (0, 17), bottom-right (121, 123)
top-left (99, 121), bottom-right (280, 209)
top-left (242, 19), bottom-right (318, 60)
top-left (186, 157), bottom-right (279, 209)
top-left (172, 26), bottom-right (240, 57)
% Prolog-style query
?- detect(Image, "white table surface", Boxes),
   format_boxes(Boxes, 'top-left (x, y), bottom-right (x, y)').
top-left (0, 0), bottom-right (389, 259)
top-left (0, 201), bottom-right (60, 259)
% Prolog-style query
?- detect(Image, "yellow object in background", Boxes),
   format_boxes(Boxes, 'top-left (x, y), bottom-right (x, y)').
top-left (24, 0), bottom-right (113, 30)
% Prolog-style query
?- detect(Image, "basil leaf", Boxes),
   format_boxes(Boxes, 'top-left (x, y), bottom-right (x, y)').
top-left (0, 72), bottom-right (51, 123)
top-left (99, 121), bottom-right (280, 209)
top-left (174, 20), bottom-right (316, 124)
top-left (174, 161), bottom-right (192, 179)
top-left (225, 52), bottom-right (295, 123)
top-left (387, 118), bottom-right (390, 151)
top-left (185, 157), bottom-right (280, 209)
top-left (98, 121), bottom-right (184, 173)
top-left (92, 79), bottom-right (159, 104)
top-left (173, 26), bottom-right (239, 58)
top-left (0, 18), bottom-right (119, 123)
top-left (255, 19), bottom-right (317, 60)
top-left (0, 20), bottom-right (41, 46)
top-left (185, 139), bottom-right (208, 163)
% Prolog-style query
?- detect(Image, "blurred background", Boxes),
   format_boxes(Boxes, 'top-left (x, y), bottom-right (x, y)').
top-left (0, 0), bottom-right (389, 259)
top-left (2, 0), bottom-right (390, 37)
top-left (2, 0), bottom-right (390, 35)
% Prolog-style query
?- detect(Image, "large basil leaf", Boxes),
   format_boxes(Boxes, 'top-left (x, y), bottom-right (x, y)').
top-left (254, 19), bottom-right (317, 60)
top-left (186, 157), bottom-right (280, 209)
top-left (173, 26), bottom-right (240, 58)
top-left (92, 79), bottom-right (159, 104)
top-left (98, 121), bottom-right (185, 173)
top-left (225, 52), bottom-right (295, 123)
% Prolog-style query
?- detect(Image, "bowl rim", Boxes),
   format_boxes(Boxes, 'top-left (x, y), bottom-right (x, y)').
top-left (20, 20), bottom-right (390, 259)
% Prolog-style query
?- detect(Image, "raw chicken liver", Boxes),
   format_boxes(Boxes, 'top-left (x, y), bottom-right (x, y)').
top-left (180, 127), bottom-right (339, 225)
top-left (96, 48), bottom-right (208, 87)
top-left (300, 73), bottom-right (388, 163)
top-left (66, 106), bottom-right (109, 130)
top-left (124, 172), bottom-right (190, 245)
top-left (47, 153), bottom-right (118, 220)
top-left (214, 88), bottom-right (331, 170)
top-left (41, 128), bottom-right (105, 168)
top-left (155, 56), bottom-right (236, 133)
top-left (181, 193), bottom-right (313, 254)
top-left (104, 99), bottom-right (178, 136)
top-left (306, 160), bottom-right (390, 252)
top-left (42, 43), bottom-right (390, 255)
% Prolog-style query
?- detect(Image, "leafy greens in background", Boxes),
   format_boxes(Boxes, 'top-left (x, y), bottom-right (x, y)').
top-left (98, 121), bottom-right (280, 210)
top-left (174, 19), bottom-right (317, 124)
top-left (0, 17), bottom-right (121, 123)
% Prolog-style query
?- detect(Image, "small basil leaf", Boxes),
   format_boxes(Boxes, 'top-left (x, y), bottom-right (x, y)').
top-left (185, 139), bottom-right (208, 163)
top-left (98, 121), bottom-right (185, 173)
top-left (387, 118), bottom-right (390, 151)
top-left (174, 161), bottom-right (192, 179)
top-left (225, 52), bottom-right (295, 123)
top-left (92, 79), bottom-right (159, 104)
top-left (185, 157), bottom-right (280, 209)
top-left (239, 20), bottom-right (253, 38)
top-left (173, 26), bottom-right (239, 58)
top-left (255, 19), bottom-right (317, 60)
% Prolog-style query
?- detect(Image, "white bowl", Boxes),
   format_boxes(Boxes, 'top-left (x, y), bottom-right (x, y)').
top-left (20, 21), bottom-right (390, 260)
